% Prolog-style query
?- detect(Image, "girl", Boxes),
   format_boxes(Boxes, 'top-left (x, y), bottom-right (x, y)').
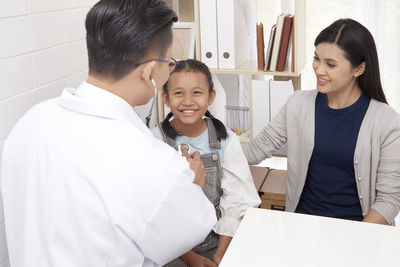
top-left (243, 18), bottom-right (400, 225)
top-left (152, 59), bottom-right (261, 266)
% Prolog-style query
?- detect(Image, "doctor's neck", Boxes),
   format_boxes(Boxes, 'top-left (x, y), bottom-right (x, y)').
top-left (86, 71), bottom-right (150, 108)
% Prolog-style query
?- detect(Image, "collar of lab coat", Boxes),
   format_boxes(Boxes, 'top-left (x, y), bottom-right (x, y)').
top-left (57, 81), bottom-right (152, 137)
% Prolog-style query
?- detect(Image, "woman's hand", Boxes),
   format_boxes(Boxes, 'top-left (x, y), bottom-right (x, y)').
top-left (362, 209), bottom-right (389, 225)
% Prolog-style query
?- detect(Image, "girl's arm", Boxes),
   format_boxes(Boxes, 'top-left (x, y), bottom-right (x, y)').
top-left (181, 250), bottom-right (217, 267)
top-left (213, 235), bottom-right (232, 264)
top-left (213, 133), bottom-right (261, 259)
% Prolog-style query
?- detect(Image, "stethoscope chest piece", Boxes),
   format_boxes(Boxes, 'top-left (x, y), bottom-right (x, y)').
top-left (178, 143), bottom-right (191, 156)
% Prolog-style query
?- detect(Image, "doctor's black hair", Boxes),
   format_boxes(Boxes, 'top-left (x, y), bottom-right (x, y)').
top-left (85, 0), bottom-right (178, 81)
top-left (315, 18), bottom-right (387, 103)
top-left (161, 59), bottom-right (228, 141)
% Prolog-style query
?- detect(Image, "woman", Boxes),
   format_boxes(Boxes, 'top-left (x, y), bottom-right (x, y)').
top-left (243, 18), bottom-right (400, 225)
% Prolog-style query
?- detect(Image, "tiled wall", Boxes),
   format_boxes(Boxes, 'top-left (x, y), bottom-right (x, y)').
top-left (0, 1), bottom-right (98, 265)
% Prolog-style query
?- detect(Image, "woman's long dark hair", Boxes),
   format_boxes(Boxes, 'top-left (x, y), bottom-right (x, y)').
top-left (315, 18), bottom-right (387, 103)
top-left (161, 59), bottom-right (228, 141)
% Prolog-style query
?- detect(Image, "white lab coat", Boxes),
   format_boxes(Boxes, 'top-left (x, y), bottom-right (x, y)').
top-left (1, 82), bottom-right (217, 267)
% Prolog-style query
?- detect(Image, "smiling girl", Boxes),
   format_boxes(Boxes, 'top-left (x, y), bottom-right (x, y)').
top-left (243, 18), bottom-right (400, 225)
top-left (152, 59), bottom-right (261, 266)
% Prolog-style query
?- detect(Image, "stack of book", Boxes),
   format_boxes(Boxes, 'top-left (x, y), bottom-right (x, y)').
top-left (257, 14), bottom-right (294, 72)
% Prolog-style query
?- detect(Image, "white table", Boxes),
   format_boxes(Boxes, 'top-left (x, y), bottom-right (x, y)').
top-left (220, 208), bottom-right (400, 267)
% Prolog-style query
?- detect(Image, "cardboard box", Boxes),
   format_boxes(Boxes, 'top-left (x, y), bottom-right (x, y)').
top-left (249, 165), bottom-right (269, 193)
top-left (260, 170), bottom-right (287, 211)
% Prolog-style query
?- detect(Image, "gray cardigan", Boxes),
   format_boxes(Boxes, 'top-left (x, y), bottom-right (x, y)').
top-left (243, 90), bottom-right (400, 224)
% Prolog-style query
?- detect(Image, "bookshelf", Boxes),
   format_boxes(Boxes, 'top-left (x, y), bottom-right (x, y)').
top-left (164, 0), bottom-right (306, 142)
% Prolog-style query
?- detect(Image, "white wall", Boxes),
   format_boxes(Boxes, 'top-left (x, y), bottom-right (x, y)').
top-left (0, 1), bottom-right (98, 265)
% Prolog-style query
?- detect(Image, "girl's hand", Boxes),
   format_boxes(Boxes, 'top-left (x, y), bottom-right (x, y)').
top-left (212, 254), bottom-right (223, 265)
top-left (181, 251), bottom-right (218, 267)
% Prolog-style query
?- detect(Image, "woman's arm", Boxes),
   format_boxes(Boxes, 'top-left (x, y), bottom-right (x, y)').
top-left (242, 101), bottom-right (289, 165)
top-left (369, 113), bottom-right (400, 224)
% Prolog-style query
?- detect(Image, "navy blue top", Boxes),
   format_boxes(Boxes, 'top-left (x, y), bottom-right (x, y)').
top-left (295, 92), bottom-right (371, 221)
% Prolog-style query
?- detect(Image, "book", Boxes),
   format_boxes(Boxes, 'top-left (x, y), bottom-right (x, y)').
top-left (264, 24), bottom-right (276, 72)
top-left (256, 23), bottom-right (265, 70)
top-left (269, 14), bottom-right (286, 71)
top-left (286, 28), bottom-right (293, 72)
top-left (291, 16), bottom-right (295, 72)
top-left (277, 15), bottom-right (293, 71)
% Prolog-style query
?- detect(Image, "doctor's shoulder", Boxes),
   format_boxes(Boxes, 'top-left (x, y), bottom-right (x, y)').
top-left (7, 98), bottom-right (60, 136)
top-left (150, 125), bottom-right (163, 141)
top-left (16, 97), bottom-right (59, 122)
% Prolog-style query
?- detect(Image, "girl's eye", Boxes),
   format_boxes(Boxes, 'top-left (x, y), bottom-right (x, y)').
top-left (174, 91), bottom-right (183, 96)
top-left (313, 56), bottom-right (319, 61)
top-left (327, 63), bottom-right (336, 68)
top-left (193, 90), bottom-right (201, 95)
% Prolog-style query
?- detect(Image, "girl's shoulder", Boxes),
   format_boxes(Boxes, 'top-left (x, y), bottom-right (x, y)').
top-left (219, 125), bottom-right (235, 150)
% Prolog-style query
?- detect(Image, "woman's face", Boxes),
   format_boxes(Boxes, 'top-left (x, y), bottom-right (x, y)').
top-left (312, 42), bottom-right (360, 96)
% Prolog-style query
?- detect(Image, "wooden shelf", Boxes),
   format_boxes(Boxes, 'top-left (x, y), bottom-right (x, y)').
top-left (209, 60), bottom-right (301, 77)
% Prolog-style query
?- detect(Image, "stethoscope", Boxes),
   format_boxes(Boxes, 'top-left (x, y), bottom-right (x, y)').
top-left (145, 79), bottom-right (158, 128)
top-left (178, 143), bottom-right (191, 156)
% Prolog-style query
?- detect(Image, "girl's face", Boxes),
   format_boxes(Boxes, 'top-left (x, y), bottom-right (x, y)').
top-left (162, 71), bottom-right (215, 128)
top-left (312, 42), bottom-right (364, 96)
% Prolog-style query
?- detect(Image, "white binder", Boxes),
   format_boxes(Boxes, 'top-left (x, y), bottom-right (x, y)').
top-left (269, 79), bottom-right (294, 119)
top-left (209, 74), bottom-right (227, 125)
top-left (251, 79), bottom-right (270, 138)
top-left (216, 0), bottom-right (249, 69)
top-left (199, 0), bottom-right (219, 68)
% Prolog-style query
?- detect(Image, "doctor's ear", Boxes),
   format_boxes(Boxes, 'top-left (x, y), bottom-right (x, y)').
top-left (140, 60), bottom-right (157, 86)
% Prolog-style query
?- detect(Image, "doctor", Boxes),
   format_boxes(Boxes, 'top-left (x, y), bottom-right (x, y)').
top-left (1, 0), bottom-right (217, 266)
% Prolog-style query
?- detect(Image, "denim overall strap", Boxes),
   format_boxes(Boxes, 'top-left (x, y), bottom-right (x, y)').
top-left (157, 119), bottom-right (221, 150)
top-left (161, 119), bottom-right (223, 266)
top-left (206, 118), bottom-right (221, 149)
top-left (156, 122), bottom-right (178, 150)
